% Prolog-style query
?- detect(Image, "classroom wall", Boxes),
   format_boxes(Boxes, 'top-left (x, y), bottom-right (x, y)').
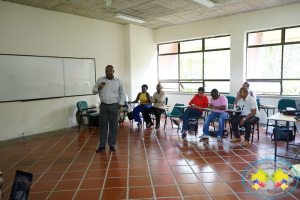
top-left (124, 24), bottom-right (157, 102)
top-left (0, 1), bottom-right (126, 141)
top-left (154, 3), bottom-right (300, 124)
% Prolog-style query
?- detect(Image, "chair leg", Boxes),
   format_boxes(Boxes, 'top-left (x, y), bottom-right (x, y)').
top-left (257, 122), bottom-right (259, 140)
top-left (229, 119), bottom-right (232, 139)
top-left (88, 116), bottom-right (91, 130)
top-left (266, 119), bottom-right (269, 135)
top-left (78, 116), bottom-right (82, 131)
top-left (251, 124), bottom-right (254, 144)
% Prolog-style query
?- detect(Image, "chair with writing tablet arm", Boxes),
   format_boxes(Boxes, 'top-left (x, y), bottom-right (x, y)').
top-left (76, 101), bottom-right (99, 131)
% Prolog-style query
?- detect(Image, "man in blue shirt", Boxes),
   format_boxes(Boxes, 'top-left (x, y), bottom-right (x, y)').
top-left (92, 65), bottom-right (125, 152)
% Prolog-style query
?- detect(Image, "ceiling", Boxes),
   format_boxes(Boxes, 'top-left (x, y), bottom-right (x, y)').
top-left (3, 0), bottom-right (300, 29)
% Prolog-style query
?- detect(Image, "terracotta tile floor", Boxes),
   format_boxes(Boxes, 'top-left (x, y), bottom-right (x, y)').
top-left (1, 119), bottom-right (300, 200)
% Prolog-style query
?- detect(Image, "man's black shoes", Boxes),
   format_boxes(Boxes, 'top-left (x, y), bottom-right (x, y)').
top-left (110, 146), bottom-right (116, 151)
top-left (95, 146), bottom-right (105, 152)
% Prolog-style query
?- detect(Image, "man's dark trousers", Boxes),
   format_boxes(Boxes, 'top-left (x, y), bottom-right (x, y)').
top-left (143, 107), bottom-right (163, 127)
top-left (231, 115), bottom-right (259, 141)
top-left (99, 103), bottom-right (119, 147)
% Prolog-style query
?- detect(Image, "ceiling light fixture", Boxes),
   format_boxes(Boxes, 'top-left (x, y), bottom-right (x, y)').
top-left (115, 13), bottom-right (145, 23)
top-left (193, 0), bottom-right (216, 8)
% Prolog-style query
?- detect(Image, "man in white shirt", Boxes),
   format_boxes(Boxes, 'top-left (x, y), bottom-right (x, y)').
top-left (143, 84), bottom-right (166, 129)
top-left (231, 87), bottom-right (260, 146)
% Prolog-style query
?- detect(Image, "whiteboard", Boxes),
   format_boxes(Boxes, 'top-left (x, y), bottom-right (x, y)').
top-left (0, 54), bottom-right (95, 102)
top-left (64, 58), bottom-right (95, 96)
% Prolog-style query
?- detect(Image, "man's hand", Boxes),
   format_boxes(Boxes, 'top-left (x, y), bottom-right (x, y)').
top-left (239, 118), bottom-right (244, 126)
top-left (98, 82), bottom-right (106, 91)
top-left (154, 98), bottom-right (158, 103)
top-left (235, 96), bottom-right (240, 102)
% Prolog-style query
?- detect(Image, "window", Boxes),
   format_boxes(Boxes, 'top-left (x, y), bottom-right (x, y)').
top-left (246, 26), bottom-right (300, 95)
top-left (158, 35), bottom-right (230, 93)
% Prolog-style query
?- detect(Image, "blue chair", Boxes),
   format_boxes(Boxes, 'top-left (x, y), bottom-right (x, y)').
top-left (225, 95), bottom-right (236, 109)
top-left (256, 97), bottom-right (261, 111)
top-left (164, 103), bottom-right (184, 130)
top-left (77, 101), bottom-right (99, 130)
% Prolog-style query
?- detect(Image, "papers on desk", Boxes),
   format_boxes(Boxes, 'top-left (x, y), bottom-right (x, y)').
top-left (287, 107), bottom-right (296, 111)
top-left (289, 164), bottom-right (300, 178)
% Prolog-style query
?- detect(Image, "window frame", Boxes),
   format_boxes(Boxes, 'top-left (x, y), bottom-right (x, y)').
top-left (158, 35), bottom-right (230, 93)
top-left (246, 25), bottom-right (300, 96)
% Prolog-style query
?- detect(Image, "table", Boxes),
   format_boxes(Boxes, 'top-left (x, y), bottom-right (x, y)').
top-left (261, 105), bottom-right (276, 134)
top-left (224, 109), bottom-right (242, 138)
top-left (153, 105), bottom-right (170, 110)
top-left (267, 113), bottom-right (299, 160)
top-left (125, 101), bottom-right (138, 109)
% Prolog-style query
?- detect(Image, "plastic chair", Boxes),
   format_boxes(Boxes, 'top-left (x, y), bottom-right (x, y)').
top-left (77, 101), bottom-right (99, 131)
top-left (164, 103), bottom-right (184, 130)
top-left (256, 97), bottom-right (261, 111)
top-left (119, 104), bottom-right (128, 125)
top-left (266, 98), bottom-right (296, 134)
top-left (278, 98), bottom-right (296, 111)
top-left (225, 95), bottom-right (236, 109)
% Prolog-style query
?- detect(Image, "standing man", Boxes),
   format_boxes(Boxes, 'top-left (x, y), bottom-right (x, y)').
top-left (230, 87), bottom-right (260, 146)
top-left (92, 65), bottom-right (125, 152)
top-left (200, 89), bottom-right (228, 141)
top-left (143, 83), bottom-right (166, 129)
top-left (237, 82), bottom-right (256, 99)
top-left (173, 87), bottom-right (209, 138)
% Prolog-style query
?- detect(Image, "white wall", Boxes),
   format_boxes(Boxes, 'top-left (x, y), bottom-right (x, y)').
top-left (0, 1), bottom-right (125, 141)
top-left (124, 24), bottom-right (157, 102)
top-left (154, 3), bottom-right (300, 124)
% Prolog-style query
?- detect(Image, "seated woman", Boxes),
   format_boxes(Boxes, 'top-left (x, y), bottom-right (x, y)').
top-left (131, 84), bottom-right (151, 125)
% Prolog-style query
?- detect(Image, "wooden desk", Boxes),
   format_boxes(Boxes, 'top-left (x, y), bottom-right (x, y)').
top-left (125, 101), bottom-right (138, 109)
top-left (153, 105), bottom-right (170, 110)
top-left (261, 105), bottom-right (276, 116)
top-left (267, 113), bottom-right (298, 161)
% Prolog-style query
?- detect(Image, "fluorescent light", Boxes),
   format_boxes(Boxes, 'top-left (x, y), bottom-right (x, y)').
top-left (193, 0), bottom-right (216, 8)
top-left (115, 13), bottom-right (145, 23)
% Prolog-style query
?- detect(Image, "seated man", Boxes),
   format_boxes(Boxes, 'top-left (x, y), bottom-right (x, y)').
top-left (237, 82), bottom-right (256, 99)
top-left (173, 87), bottom-right (209, 137)
top-left (118, 93), bottom-right (128, 124)
top-left (230, 87), bottom-right (260, 146)
top-left (143, 84), bottom-right (166, 129)
top-left (200, 89), bottom-right (228, 141)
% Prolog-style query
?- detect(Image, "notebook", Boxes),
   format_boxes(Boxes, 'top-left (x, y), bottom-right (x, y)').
top-left (9, 170), bottom-right (33, 200)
